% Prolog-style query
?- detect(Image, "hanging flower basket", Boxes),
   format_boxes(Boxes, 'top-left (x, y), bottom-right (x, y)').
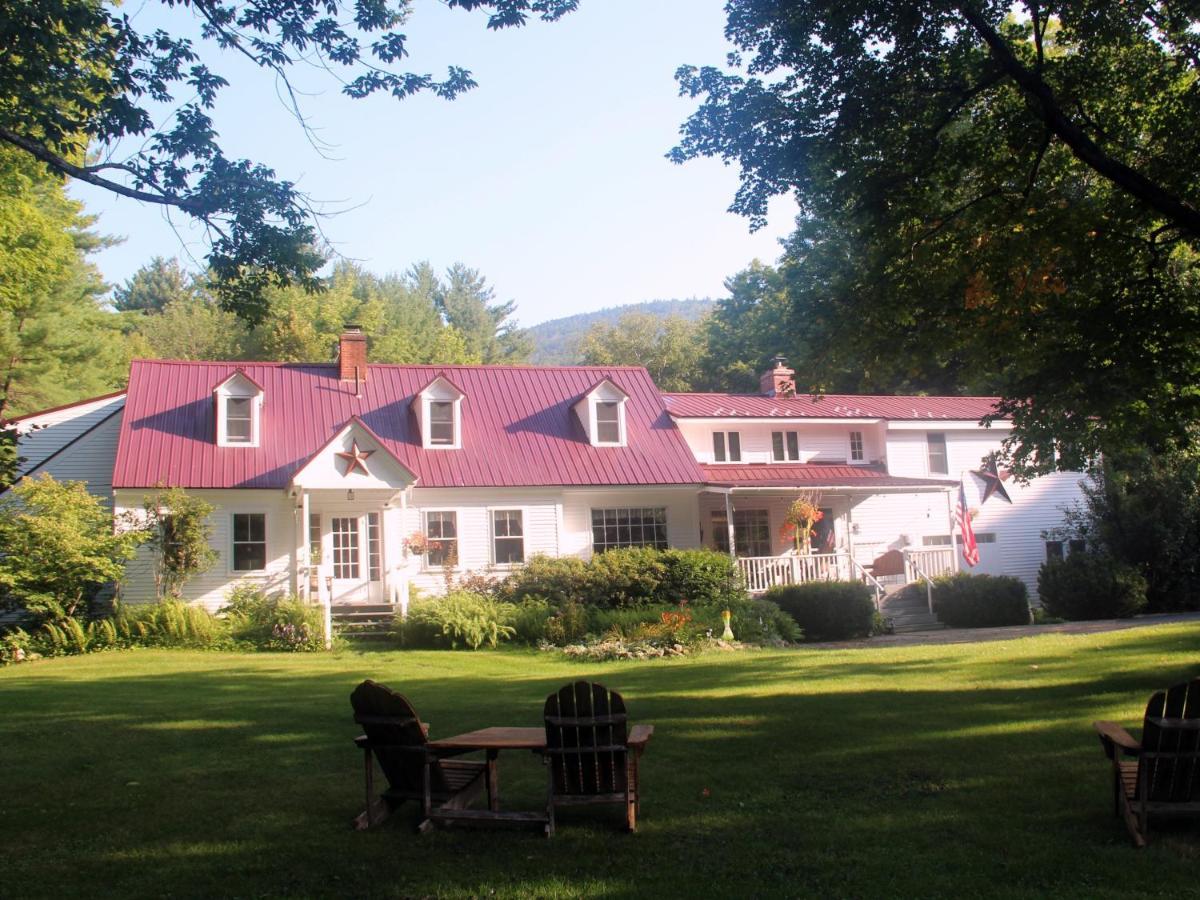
top-left (780, 496), bottom-right (824, 554)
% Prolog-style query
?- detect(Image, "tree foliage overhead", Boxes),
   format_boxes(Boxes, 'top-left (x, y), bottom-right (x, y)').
top-left (672, 1), bottom-right (1200, 474)
top-left (0, 0), bottom-right (576, 322)
top-left (578, 311), bottom-right (707, 392)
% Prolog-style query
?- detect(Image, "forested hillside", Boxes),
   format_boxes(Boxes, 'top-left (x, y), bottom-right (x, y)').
top-left (527, 298), bottom-right (713, 364)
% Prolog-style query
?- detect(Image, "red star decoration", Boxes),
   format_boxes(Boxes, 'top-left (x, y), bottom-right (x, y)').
top-left (973, 455), bottom-right (1012, 505)
top-left (336, 440), bottom-right (373, 476)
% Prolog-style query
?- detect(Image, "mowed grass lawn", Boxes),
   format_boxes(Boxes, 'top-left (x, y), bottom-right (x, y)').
top-left (3, 624), bottom-right (1200, 899)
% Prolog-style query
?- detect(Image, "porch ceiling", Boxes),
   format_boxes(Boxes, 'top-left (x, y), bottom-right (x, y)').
top-left (699, 463), bottom-right (954, 491)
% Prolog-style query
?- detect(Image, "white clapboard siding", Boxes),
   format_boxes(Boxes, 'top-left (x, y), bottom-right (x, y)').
top-left (559, 488), bottom-right (701, 558)
top-left (14, 394), bottom-right (125, 477)
top-left (402, 488), bottom-right (563, 596)
top-left (22, 411), bottom-right (122, 506)
top-left (114, 489), bottom-right (295, 611)
top-left (849, 491), bottom-right (956, 566)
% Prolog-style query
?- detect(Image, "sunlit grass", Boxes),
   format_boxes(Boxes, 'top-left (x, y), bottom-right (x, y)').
top-left (1, 624), bottom-right (1199, 898)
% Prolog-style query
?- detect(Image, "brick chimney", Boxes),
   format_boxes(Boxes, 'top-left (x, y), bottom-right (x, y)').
top-left (760, 356), bottom-right (796, 397)
top-left (338, 325), bottom-right (368, 382)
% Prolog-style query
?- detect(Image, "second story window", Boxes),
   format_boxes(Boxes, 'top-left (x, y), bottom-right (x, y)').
top-left (429, 401), bottom-right (455, 445)
top-left (849, 431), bottom-right (864, 462)
top-left (595, 402), bottom-right (621, 443)
top-left (226, 397), bottom-right (253, 443)
top-left (927, 432), bottom-right (948, 475)
top-left (712, 431), bottom-right (741, 462)
top-left (772, 431), bottom-right (800, 462)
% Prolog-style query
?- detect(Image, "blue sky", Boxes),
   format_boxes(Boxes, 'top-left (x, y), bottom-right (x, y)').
top-left (74, 0), bottom-right (797, 326)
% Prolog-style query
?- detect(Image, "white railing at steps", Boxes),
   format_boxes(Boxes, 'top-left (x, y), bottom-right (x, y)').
top-left (849, 557), bottom-right (887, 611)
top-left (902, 547), bottom-right (957, 582)
top-left (737, 553), bottom-right (850, 594)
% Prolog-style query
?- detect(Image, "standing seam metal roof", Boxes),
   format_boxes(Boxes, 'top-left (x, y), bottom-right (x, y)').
top-left (113, 361), bottom-right (706, 490)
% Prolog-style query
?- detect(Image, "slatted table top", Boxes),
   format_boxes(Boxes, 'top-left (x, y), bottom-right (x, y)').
top-left (428, 724), bottom-right (654, 751)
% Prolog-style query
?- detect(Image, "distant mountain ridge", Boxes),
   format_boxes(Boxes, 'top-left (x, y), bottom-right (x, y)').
top-left (526, 298), bottom-right (714, 365)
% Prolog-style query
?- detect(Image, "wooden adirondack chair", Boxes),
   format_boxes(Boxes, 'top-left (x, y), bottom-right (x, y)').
top-left (1093, 677), bottom-right (1200, 847)
top-left (350, 679), bottom-right (491, 830)
top-left (542, 681), bottom-right (653, 836)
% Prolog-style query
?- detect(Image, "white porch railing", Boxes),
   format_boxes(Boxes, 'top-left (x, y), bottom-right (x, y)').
top-left (738, 553), bottom-right (852, 595)
top-left (902, 547), bottom-right (957, 582)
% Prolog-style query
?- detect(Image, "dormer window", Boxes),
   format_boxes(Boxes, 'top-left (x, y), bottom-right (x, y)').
top-left (413, 374), bottom-right (464, 450)
top-left (213, 370), bottom-right (263, 447)
top-left (429, 401), bottom-right (456, 445)
top-left (574, 379), bottom-right (629, 447)
top-left (226, 398), bottom-right (253, 443)
top-left (596, 402), bottom-right (621, 444)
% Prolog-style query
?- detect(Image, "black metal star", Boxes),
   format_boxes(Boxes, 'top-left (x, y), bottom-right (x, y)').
top-left (974, 455), bottom-right (1012, 505)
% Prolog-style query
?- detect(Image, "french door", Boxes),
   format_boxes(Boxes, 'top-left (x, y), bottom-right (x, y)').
top-left (327, 513), bottom-right (383, 603)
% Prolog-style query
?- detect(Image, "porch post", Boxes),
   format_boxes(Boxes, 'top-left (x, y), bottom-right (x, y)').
top-left (723, 491), bottom-right (736, 560)
top-left (300, 490), bottom-right (311, 599)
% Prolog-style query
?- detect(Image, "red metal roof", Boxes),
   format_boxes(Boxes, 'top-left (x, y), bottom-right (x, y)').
top-left (663, 392), bottom-right (1003, 420)
top-left (113, 361), bottom-right (706, 490)
top-left (700, 463), bottom-right (954, 490)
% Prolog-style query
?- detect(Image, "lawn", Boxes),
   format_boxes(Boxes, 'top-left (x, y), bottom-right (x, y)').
top-left (2, 624), bottom-right (1199, 899)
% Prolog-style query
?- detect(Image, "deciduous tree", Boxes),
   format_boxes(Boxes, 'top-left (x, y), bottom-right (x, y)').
top-left (673, 2), bottom-right (1200, 474)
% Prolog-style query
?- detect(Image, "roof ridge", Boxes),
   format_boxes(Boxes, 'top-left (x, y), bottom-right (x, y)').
top-left (131, 358), bottom-right (652, 371)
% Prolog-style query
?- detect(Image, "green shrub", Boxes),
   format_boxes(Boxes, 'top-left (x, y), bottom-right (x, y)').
top-left (659, 549), bottom-right (745, 608)
top-left (765, 581), bottom-right (875, 641)
top-left (0, 626), bottom-right (34, 663)
top-left (700, 595), bottom-right (800, 643)
top-left (581, 548), bottom-right (666, 607)
top-left (222, 588), bottom-right (324, 651)
top-left (544, 600), bottom-right (588, 645)
top-left (932, 573), bottom-right (1030, 628)
top-left (498, 555), bottom-right (588, 606)
top-left (509, 596), bottom-right (553, 644)
top-left (136, 599), bottom-right (229, 648)
top-left (397, 591), bottom-right (516, 650)
top-left (1038, 553), bottom-right (1148, 620)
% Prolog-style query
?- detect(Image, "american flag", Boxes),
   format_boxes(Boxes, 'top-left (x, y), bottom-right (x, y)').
top-left (956, 482), bottom-right (980, 567)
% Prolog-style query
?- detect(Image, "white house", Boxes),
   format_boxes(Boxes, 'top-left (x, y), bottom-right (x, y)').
top-left (8, 330), bottom-right (1088, 615)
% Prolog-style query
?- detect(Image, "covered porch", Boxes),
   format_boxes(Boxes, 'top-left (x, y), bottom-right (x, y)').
top-left (698, 464), bottom-right (959, 604)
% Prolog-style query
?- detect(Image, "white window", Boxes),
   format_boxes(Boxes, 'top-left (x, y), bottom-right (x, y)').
top-left (492, 509), bottom-right (524, 565)
top-left (429, 401), bottom-right (456, 445)
top-left (232, 513), bottom-right (266, 571)
top-left (226, 397), bottom-right (253, 443)
top-left (1045, 540), bottom-right (1064, 561)
top-left (772, 431), bottom-right (800, 461)
top-left (591, 507), bottom-right (668, 552)
top-left (849, 431), bottom-right (864, 462)
top-left (595, 402), bottom-right (622, 444)
top-left (713, 431), bottom-right (742, 463)
top-left (926, 533), bottom-right (996, 546)
top-left (425, 511), bottom-right (458, 568)
top-left (927, 432), bottom-right (949, 475)
top-left (331, 516), bottom-right (360, 580)
top-left (308, 513), bottom-right (321, 563)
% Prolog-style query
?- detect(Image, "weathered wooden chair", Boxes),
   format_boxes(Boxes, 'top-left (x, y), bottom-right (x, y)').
top-left (350, 679), bottom-right (492, 830)
top-left (1093, 677), bottom-right (1200, 846)
top-left (542, 681), bottom-right (653, 836)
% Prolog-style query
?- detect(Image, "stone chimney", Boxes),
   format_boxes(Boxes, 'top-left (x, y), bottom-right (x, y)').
top-left (759, 356), bottom-right (796, 397)
top-left (338, 325), bottom-right (368, 382)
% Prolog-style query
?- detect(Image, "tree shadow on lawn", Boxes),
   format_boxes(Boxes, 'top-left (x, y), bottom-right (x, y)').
top-left (2, 635), bottom-right (1199, 898)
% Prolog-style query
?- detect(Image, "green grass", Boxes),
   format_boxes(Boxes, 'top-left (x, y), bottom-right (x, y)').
top-left (2, 625), bottom-right (1199, 899)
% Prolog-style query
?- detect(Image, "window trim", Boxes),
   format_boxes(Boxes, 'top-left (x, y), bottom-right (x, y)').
top-left (490, 507), bottom-right (526, 568)
top-left (216, 392), bottom-right (262, 447)
top-left (230, 512), bottom-right (267, 574)
top-left (330, 514), bottom-right (362, 581)
top-left (712, 507), bottom-right (771, 557)
top-left (423, 509), bottom-right (459, 570)
top-left (591, 399), bottom-right (626, 446)
top-left (927, 432), bottom-right (949, 475)
top-left (425, 399), bottom-right (459, 449)
top-left (713, 431), bottom-right (741, 463)
top-left (849, 430), bottom-right (865, 464)
top-left (772, 430), bottom-right (800, 462)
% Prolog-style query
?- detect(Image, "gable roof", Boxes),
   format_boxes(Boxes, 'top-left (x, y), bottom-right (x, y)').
top-left (662, 392), bottom-right (1004, 421)
top-left (289, 416), bottom-right (417, 490)
top-left (113, 361), bottom-right (704, 490)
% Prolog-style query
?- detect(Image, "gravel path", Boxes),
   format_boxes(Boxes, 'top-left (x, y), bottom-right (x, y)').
top-left (809, 611), bottom-right (1200, 650)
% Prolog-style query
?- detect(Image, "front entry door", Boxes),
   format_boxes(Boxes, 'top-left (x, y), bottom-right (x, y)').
top-left (328, 513), bottom-right (383, 604)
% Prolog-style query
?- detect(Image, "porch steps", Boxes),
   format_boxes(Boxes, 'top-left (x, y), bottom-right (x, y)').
top-left (880, 584), bottom-right (945, 634)
top-left (332, 604), bottom-right (395, 640)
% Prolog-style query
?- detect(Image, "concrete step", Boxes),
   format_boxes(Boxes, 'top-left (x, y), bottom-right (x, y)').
top-left (891, 621), bottom-right (946, 634)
